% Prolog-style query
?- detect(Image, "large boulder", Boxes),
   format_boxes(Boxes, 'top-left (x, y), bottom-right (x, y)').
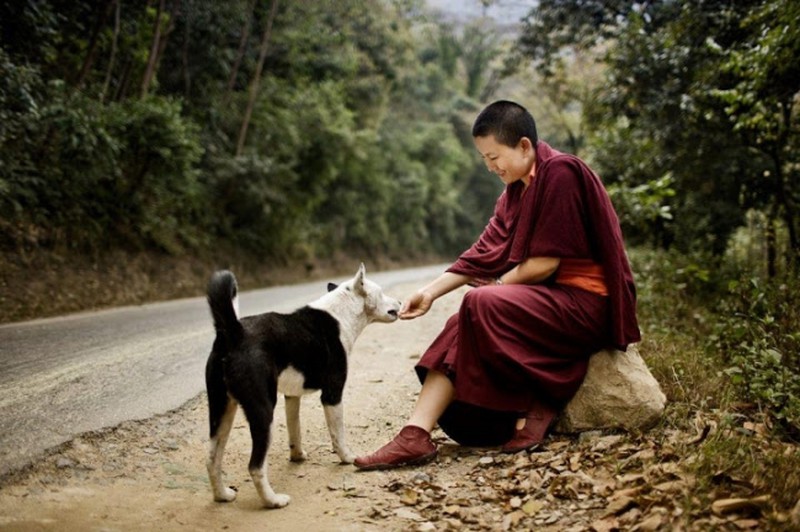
top-left (555, 345), bottom-right (666, 433)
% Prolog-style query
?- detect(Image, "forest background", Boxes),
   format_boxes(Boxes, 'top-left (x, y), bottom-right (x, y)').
top-left (1, 0), bottom-right (799, 524)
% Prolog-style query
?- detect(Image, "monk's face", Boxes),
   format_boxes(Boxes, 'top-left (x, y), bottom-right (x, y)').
top-left (473, 135), bottom-right (536, 187)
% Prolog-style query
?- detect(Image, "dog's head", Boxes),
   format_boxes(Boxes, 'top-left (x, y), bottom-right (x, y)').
top-left (328, 263), bottom-right (401, 323)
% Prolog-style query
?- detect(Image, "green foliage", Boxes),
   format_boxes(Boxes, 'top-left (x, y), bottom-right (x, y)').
top-left (518, 0), bottom-right (799, 264)
top-left (104, 97), bottom-right (205, 252)
top-left (0, 54), bottom-right (203, 253)
top-left (631, 246), bottom-right (800, 438)
top-left (608, 171), bottom-right (675, 247)
top-left (629, 248), bottom-right (718, 337)
top-left (0, 62), bottom-right (121, 249)
top-left (1, 0), bottom-right (506, 263)
top-left (710, 277), bottom-right (800, 436)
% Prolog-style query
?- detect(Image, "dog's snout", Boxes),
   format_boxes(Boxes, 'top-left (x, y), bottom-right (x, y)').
top-left (388, 309), bottom-right (398, 318)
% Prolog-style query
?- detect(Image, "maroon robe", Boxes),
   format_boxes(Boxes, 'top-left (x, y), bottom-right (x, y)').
top-left (416, 141), bottom-right (640, 446)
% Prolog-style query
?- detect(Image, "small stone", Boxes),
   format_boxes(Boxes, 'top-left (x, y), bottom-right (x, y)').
top-left (578, 430), bottom-right (604, 443)
top-left (56, 457), bottom-right (76, 469)
top-left (412, 472), bottom-right (432, 484)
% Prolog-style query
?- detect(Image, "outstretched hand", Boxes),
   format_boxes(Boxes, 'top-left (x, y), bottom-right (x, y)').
top-left (399, 290), bottom-right (434, 320)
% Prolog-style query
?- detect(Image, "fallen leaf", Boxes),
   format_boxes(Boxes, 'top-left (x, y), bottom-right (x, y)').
top-left (521, 499), bottom-right (545, 516)
top-left (633, 513), bottom-right (664, 531)
top-left (400, 488), bottom-right (419, 506)
top-left (591, 435), bottom-right (624, 452)
top-left (570, 452), bottom-right (582, 472)
top-left (653, 480), bottom-right (688, 493)
top-left (710, 495), bottom-right (771, 516)
top-left (792, 498), bottom-right (800, 527)
top-left (611, 486), bottom-right (643, 500)
top-left (710, 470), bottom-right (753, 489)
top-left (590, 516), bottom-right (620, 532)
top-left (688, 424), bottom-right (711, 445)
top-left (393, 508), bottom-right (424, 521)
top-left (604, 495), bottom-right (637, 516)
top-left (616, 472), bottom-right (645, 486)
top-left (502, 510), bottom-right (525, 531)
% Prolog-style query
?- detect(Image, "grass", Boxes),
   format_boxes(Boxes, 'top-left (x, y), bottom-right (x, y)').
top-left (630, 248), bottom-right (800, 523)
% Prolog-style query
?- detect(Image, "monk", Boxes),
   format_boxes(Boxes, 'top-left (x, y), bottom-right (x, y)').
top-left (354, 100), bottom-right (640, 470)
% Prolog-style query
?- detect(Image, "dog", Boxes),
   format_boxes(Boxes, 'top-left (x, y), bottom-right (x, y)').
top-left (204, 263), bottom-right (401, 508)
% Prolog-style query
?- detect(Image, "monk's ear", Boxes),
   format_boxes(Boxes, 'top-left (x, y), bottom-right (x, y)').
top-left (518, 137), bottom-right (534, 153)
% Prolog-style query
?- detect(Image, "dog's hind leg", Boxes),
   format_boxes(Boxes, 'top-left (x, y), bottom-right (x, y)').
top-left (323, 402), bottom-right (355, 464)
top-left (285, 396), bottom-right (307, 462)
top-left (245, 402), bottom-right (290, 508)
top-left (207, 397), bottom-right (238, 502)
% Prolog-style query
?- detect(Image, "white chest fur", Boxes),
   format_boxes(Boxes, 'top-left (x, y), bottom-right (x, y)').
top-left (277, 367), bottom-right (314, 396)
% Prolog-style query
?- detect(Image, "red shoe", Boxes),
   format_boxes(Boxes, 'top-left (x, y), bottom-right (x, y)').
top-left (501, 403), bottom-right (558, 453)
top-left (354, 425), bottom-right (438, 470)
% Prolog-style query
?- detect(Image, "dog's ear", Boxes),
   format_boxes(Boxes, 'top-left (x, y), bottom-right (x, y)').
top-left (354, 263), bottom-right (366, 294)
top-left (327, 282), bottom-right (338, 292)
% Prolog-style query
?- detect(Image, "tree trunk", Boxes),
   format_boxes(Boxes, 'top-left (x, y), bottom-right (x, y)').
top-left (225, 0), bottom-right (257, 100)
top-left (766, 210), bottom-right (777, 279)
top-left (100, 0), bottom-right (121, 103)
top-left (780, 184), bottom-right (799, 274)
top-left (235, 0), bottom-right (280, 157)
top-left (115, 58), bottom-right (134, 101)
top-left (181, 2), bottom-right (191, 96)
top-left (154, 0), bottom-right (181, 75)
top-left (141, 0), bottom-right (166, 98)
top-left (76, 0), bottom-right (116, 89)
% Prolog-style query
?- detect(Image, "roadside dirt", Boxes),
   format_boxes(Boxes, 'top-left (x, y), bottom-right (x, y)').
top-left (1, 279), bottom-right (792, 531)
top-left (0, 282), bottom-right (472, 531)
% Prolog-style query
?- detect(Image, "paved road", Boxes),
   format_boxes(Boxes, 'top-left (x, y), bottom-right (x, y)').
top-left (0, 264), bottom-right (447, 479)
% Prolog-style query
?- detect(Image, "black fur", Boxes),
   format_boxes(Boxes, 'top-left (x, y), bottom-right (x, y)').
top-left (205, 271), bottom-right (348, 471)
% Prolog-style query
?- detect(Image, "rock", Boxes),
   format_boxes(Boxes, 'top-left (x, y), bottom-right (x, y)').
top-left (555, 345), bottom-right (666, 433)
top-left (56, 457), bottom-right (76, 469)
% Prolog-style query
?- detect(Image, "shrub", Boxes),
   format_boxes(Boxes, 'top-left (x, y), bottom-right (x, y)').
top-left (710, 277), bottom-right (800, 437)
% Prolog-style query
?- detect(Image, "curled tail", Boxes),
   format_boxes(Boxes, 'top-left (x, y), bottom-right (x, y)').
top-left (207, 270), bottom-right (244, 347)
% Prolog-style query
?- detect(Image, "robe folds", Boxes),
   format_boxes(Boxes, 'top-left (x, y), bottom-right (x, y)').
top-left (415, 141), bottom-right (641, 446)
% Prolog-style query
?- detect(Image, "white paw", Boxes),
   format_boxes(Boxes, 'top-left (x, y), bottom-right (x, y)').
top-left (290, 449), bottom-right (308, 462)
top-left (265, 493), bottom-right (291, 508)
top-left (337, 451), bottom-right (356, 464)
top-left (214, 486), bottom-right (237, 502)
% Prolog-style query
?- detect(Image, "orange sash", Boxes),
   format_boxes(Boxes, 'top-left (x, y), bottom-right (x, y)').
top-left (555, 258), bottom-right (608, 296)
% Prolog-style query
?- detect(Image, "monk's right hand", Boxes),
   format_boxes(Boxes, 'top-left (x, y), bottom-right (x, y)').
top-left (399, 290), bottom-right (433, 320)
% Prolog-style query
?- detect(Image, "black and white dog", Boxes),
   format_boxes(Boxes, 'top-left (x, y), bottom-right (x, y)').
top-left (205, 264), bottom-right (401, 508)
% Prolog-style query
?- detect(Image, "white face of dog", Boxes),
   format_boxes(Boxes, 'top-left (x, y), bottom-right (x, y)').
top-left (330, 264), bottom-right (401, 323)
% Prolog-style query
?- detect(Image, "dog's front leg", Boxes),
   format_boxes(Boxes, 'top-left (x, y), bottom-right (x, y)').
top-left (323, 402), bottom-right (355, 463)
top-left (284, 395), bottom-right (307, 462)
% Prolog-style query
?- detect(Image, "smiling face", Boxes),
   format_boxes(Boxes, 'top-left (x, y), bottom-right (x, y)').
top-left (474, 134), bottom-right (536, 187)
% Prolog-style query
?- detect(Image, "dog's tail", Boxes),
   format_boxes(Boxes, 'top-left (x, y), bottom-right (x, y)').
top-left (207, 270), bottom-right (243, 347)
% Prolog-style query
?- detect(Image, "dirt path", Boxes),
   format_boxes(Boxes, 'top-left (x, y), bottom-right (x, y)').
top-left (3, 278), bottom-right (786, 531)
top-left (0, 282), bottom-right (472, 531)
